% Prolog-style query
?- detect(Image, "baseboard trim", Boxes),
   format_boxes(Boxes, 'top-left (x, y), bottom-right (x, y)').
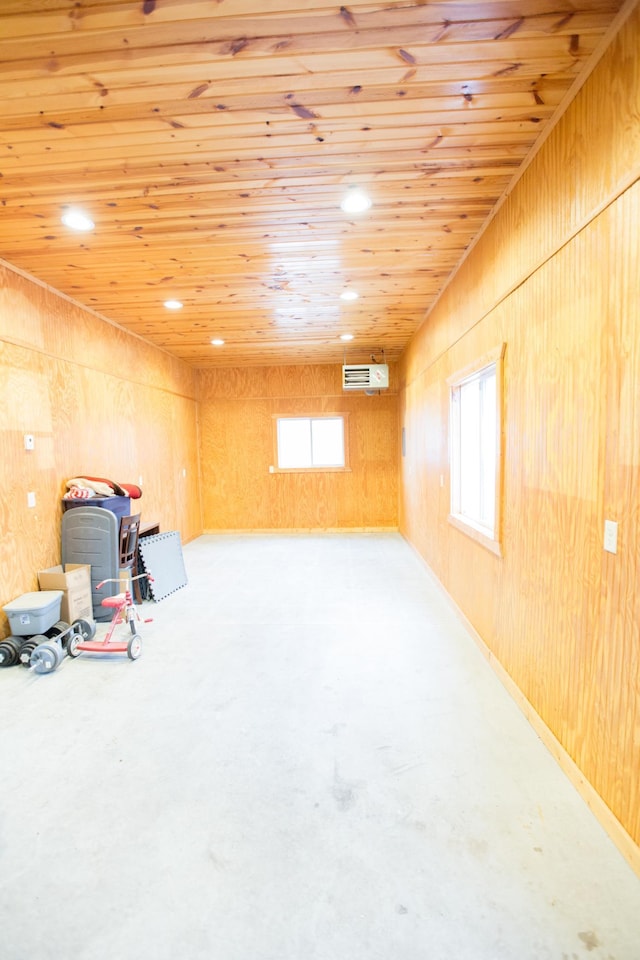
top-left (405, 538), bottom-right (640, 879)
top-left (201, 526), bottom-right (400, 535)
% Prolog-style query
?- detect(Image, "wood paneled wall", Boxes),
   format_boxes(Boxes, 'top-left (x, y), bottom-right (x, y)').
top-left (399, 5), bottom-right (640, 857)
top-left (197, 364), bottom-right (398, 531)
top-left (0, 263), bottom-right (201, 637)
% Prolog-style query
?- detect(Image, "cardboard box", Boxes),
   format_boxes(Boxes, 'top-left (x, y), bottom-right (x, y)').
top-left (38, 564), bottom-right (93, 624)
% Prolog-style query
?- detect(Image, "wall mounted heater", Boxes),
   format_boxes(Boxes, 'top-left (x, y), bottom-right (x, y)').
top-left (342, 363), bottom-right (389, 391)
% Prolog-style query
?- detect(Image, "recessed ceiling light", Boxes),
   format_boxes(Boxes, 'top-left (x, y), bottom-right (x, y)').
top-left (61, 209), bottom-right (94, 231)
top-left (340, 290), bottom-right (359, 301)
top-left (164, 299), bottom-right (183, 310)
top-left (211, 338), bottom-right (225, 346)
top-left (340, 333), bottom-right (354, 341)
top-left (340, 186), bottom-right (372, 214)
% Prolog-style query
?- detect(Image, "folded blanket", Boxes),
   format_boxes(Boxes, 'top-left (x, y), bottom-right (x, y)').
top-left (63, 476), bottom-right (142, 500)
top-left (66, 477), bottom-right (115, 497)
top-left (65, 485), bottom-right (91, 499)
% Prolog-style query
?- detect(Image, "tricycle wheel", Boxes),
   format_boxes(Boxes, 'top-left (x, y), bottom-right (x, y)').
top-left (66, 631), bottom-right (81, 658)
top-left (127, 634), bottom-right (142, 660)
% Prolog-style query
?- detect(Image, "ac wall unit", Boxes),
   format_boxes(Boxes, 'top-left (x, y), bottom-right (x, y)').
top-left (342, 363), bottom-right (389, 391)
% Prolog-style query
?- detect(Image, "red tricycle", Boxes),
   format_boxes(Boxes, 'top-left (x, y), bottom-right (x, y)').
top-left (67, 574), bottom-right (153, 661)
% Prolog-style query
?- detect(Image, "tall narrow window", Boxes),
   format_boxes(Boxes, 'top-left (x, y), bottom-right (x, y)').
top-left (448, 344), bottom-right (505, 555)
top-left (274, 415), bottom-right (349, 471)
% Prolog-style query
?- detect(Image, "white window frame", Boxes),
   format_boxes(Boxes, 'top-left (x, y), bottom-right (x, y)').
top-left (272, 414), bottom-right (350, 473)
top-left (447, 344), bottom-right (505, 556)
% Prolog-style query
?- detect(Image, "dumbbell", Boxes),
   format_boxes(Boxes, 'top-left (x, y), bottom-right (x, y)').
top-left (30, 638), bottom-right (65, 674)
top-left (72, 618), bottom-right (96, 641)
top-left (19, 635), bottom-right (47, 666)
top-left (0, 636), bottom-right (23, 667)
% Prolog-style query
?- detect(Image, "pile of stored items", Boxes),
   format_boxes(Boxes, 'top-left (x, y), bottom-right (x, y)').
top-left (1, 569), bottom-right (152, 672)
top-left (1, 475), bottom-right (158, 673)
top-left (62, 475), bottom-right (142, 502)
top-left (0, 588), bottom-right (96, 674)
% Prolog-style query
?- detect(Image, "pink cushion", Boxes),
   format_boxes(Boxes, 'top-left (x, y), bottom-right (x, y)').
top-left (119, 483), bottom-right (142, 499)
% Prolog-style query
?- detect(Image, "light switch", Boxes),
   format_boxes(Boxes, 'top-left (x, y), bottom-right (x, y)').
top-left (24, 434), bottom-right (34, 451)
top-left (27, 491), bottom-right (36, 508)
top-left (604, 519), bottom-right (618, 554)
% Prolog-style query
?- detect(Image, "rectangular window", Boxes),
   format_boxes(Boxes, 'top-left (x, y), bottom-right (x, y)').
top-left (448, 344), bottom-right (505, 555)
top-left (274, 415), bottom-right (349, 471)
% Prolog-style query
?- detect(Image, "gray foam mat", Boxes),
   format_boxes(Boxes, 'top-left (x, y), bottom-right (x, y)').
top-left (138, 531), bottom-right (188, 601)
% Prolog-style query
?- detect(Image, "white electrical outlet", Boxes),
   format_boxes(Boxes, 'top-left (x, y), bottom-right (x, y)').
top-left (604, 519), bottom-right (618, 554)
top-left (27, 491), bottom-right (36, 508)
top-left (24, 434), bottom-right (34, 451)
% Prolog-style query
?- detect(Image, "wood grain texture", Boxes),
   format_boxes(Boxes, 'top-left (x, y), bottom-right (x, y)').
top-left (0, 261), bottom-right (201, 637)
top-left (0, 0), bottom-right (625, 368)
top-left (399, 5), bottom-right (640, 851)
top-left (402, 5), bottom-right (640, 389)
top-left (198, 365), bottom-right (398, 531)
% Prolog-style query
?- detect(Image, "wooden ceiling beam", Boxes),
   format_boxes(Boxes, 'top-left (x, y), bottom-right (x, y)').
top-left (0, 91), bottom-right (567, 148)
top-left (1, 132), bottom-right (542, 177)
top-left (0, 74), bottom-right (572, 132)
top-left (0, 3), bottom-right (616, 58)
top-left (0, 36), bottom-right (599, 82)
top-left (0, 52), bottom-right (589, 125)
top-left (1, 110), bottom-right (557, 163)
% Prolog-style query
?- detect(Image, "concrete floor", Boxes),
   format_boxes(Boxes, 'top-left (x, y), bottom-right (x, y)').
top-left (1, 532), bottom-right (639, 960)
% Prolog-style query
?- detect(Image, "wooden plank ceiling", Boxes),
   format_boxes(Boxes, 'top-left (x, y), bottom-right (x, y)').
top-left (0, 0), bottom-right (625, 368)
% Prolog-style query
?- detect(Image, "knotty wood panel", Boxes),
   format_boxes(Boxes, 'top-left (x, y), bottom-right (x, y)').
top-left (399, 6), bottom-right (640, 853)
top-left (0, 261), bottom-right (201, 638)
top-left (591, 186), bottom-right (640, 839)
top-left (0, 0), bottom-right (625, 369)
top-left (402, 2), bottom-right (640, 390)
top-left (198, 365), bottom-right (398, 531)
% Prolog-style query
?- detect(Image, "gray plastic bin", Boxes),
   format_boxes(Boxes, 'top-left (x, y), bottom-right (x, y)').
top-left (3, 591), bottom-right (63, 635)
